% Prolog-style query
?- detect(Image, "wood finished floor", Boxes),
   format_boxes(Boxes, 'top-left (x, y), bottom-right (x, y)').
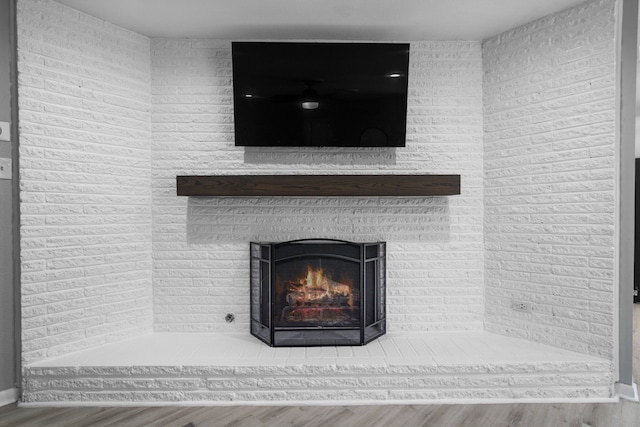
top-left (1, 304), bottom-right (638, 427)
top-left (0, 401), bottom-right (638, 427)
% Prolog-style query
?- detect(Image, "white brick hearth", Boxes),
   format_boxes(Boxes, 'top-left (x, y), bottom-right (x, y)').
top-left (23, 331), bottom-right (613, 405)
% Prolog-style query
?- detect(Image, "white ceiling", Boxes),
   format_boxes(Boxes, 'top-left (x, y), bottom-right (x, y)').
top-left (54, 0), bottom-right (589, 41)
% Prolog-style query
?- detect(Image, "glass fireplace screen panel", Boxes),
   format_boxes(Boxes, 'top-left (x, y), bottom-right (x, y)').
top-left (273, 257), bottom-right (361, 328)
top-left (364, 243), bottom-right (385, 327)
top-left (378, 244), bottom-right (386, 323)
top-left (250, 243), bottom-right (271, 328)
top-left (365, 259), bottom-right (376, 327)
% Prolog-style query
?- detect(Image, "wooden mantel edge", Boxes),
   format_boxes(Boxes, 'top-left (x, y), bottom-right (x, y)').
top-left (176, 174), bottom-right (461, 197)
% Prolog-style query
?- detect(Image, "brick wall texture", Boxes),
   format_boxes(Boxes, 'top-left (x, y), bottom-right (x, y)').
top-left (17, 0), bottom-right (619, 367)
top-left (150, 39), bottom-right (485, 333)
top-left (17, 0), bottom-right (153, 364)
top-left (483, 0), bottom-right (617, 359)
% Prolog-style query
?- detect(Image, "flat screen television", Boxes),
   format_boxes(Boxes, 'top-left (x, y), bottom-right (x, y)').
top-left (232, 42), bottom-right (410, 147)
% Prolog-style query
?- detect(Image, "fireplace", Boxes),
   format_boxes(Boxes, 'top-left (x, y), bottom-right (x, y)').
top-left (250, 239), bottom-right (386, 346)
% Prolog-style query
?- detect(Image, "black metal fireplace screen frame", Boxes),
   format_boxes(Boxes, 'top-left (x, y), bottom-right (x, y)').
top-left (250, 239), bottom-right (386, 346)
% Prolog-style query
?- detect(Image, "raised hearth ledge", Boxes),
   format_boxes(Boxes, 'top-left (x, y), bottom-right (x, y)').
top-left (176, 174), bottom-right (461, 197)
top-left (22, 331), bottom-right (613, 406)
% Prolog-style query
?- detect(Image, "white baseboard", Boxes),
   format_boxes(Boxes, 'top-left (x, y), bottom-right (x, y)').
top-left (615, 382), bottom-right (639, 402)
top-left (0, 388), bottom-right (19, 407)
top-left (20, 396), bottom-right (619, 408)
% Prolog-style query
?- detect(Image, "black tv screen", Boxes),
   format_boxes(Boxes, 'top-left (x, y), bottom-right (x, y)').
top-left (232, 42), bottom-right (410, 147)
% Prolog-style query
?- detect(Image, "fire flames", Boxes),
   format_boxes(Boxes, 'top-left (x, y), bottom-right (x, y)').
top-left (286, 265), bottom-right (353, 309)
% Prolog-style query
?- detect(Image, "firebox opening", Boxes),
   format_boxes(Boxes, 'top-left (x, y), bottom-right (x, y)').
top-left (274, 258), bottom-right (360, 328)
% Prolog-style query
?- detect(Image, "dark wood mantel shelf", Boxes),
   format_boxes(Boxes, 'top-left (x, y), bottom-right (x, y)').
top-left (177, 174), bottom-right (461, 197)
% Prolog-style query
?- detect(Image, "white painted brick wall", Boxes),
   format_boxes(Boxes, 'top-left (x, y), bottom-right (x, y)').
top-left (15, 0), bottom-right (623, 405)
top-left (151, 40), bottom-right (485, 333)
top-left (17, 0), bottom-right (619, 373)
top-left (483, 0), bottom-right (617, 358)
top-left (17, 0), bottom-right (154, 364)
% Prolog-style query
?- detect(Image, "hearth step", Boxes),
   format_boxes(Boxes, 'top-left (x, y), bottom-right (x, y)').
top-left (22, 331), bottom-right (614, 405)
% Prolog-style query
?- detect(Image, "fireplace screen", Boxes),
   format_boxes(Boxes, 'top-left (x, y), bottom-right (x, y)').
top-left (250, 239), bottom-right (386, 346)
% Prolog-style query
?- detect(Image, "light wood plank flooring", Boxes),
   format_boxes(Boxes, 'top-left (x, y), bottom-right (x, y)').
top-left (1, 304), bottom-right (639, 427)
top-left (0, 401), bottom-right (638, 427)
